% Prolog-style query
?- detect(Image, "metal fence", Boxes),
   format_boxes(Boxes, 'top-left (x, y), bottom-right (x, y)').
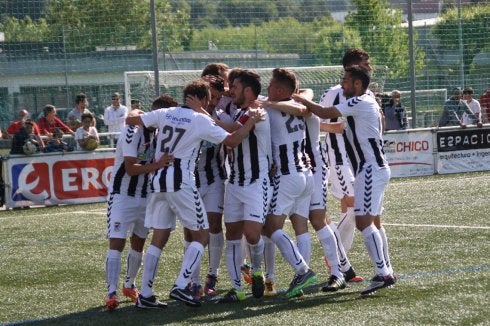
top-left (1, 0), bottom-right (489, 129)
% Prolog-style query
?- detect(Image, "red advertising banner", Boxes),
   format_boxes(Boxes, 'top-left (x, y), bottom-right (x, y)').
top-left (3, 150), bottom-right (115, 209)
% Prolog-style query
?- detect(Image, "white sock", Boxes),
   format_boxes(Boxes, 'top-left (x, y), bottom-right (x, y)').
top-left (271, 229), bottom-right (308, 275)
top-left (225, 239), bottom-right (243, 290)
top-left (362, 224), bottom-right (389, 276)
top-left (338, 207), bottom-right (356, 252)
top-left (124, 248), bottom-right (143, 288)
top-left (316, 226), bottom-right (343, 278)
top-left (175, 242), bottom-right (204, 289)
top-left (208, 232), bottom-right (224, 277)
top-left (263, 235), bottom-right (276, 282)
top-left (140, 245), bottom-right (162, 298)
top-left (248, 236), bottom-right (264, 273)
top-left (183, 240), bottom-right (200, 285)
top-left (296, 232), bottom-right (312, 265)
top-left (106, 249), bottom-right (121, 294)
top-left (378, 226), bottom-right (393, 275)
top-left (241, 235), bottom-right (251, 265)
top-left (328, 221), bottom-right (352, 273)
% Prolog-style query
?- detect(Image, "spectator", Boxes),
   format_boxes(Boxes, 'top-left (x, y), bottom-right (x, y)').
top-left (44, 128), bottom-right (73, 153)
top-left (67, 93), bottom-right (96, 130)
top-left (462, 87), bottom-right (482, 127)
top-left (382, 90), bottom-right (408, 131)
top-left (479, 85), bottom-right (490, 123)
top-left (75, 113), bottom-right (99, 151)
top-left (130, 99), bottom-right (142, 111)
top-left (104, 92), bottom-right (128, 134)
top-left (10, 120), bottom-right (40, 154)
top-left (7, 109), bottom-right (45, 150)
top-left (438, 88), bottom-right (477, 128)
top-left (37, 104), bottom-right (74, 136)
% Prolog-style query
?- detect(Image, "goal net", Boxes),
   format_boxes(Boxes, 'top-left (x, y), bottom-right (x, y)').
top-left (124, 65), bottom-right (390, 110)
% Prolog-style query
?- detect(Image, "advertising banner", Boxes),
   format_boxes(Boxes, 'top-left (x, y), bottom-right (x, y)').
top-left (383, 130), bottom-right (434, 178)
top-left (436, 128), bottom-right (490, 174)
top-left (3, 150), bottom-right (115, 209)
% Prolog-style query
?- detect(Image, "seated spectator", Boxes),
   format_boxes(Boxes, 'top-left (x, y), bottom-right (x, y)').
top-left (37, 104), bottom-right (74, 137)
top-left (10, 120), bottom-right (40, 155)
top-left (6, 109), bottom-right (45, 150)
top-left (67, 93), bottom-right (96, 130)
top-left (75, 113), bottom-right (99, 151)
top-left (44, 129), bottom-right (73, 152)
top-left (383, 90), bottom-right (408, 131)
top-left (438, 88), bottom-right (477, 128)
top-left (462, 87), bottom-right (482, 127)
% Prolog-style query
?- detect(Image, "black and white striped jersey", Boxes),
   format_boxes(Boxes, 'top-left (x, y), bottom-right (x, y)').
top-left (267, 100), bottom-right (309, 176)
top-left (304, 114), bottom-right (327, 174)
top-left (141, 106), bottom-right (229, 192)
top-left (335, 94), bottom-right (388, 170)
top-left (215, 96), bottom-right (240, 123)
top-left (109, 125), bottom-right (153, 198)
top-left (319, 85), bottom-right (354, 168)
top-left (227, 109), bottom-right (272, 186)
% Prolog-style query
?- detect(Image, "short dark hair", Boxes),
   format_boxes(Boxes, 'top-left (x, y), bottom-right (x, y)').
top-left (81, 112), bottom-right (94, 121)
top-left (183, 79), bottom-right (210, 103)
top-left (228, 67), bottom-right (243, 85)
top-left (201, 62), bottom-right (229, 78)
top-left (24, 119), bottom-right (33, 126)
top-left (463, 87), bottom-right (474, 95)
top-left (235, 70), bottom-right (261, 97)
top-left (75, 93), bottom-right (87, 104)
top-left (43, 104), bottom-right (56, 117)
top-left (342, 48), bottom-right (370, 68)
top-left (131, 99), bottom-right (141, 105)
top-left (209, 75), bottom-right (225, 92)
top-left (152, 94), bottom-right (178, 110)
top-left (271, 68), bottom-right (298, 94)
top-left (345, 65), bottom-right (371, 91)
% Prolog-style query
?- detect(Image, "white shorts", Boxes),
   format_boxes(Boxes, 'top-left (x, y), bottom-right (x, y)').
top-left (224, 177), bottom-right (271, 224)
top-left (329, 164), bottom-right (355, 200)
top-left (145, 186), bottom-right (209, 231)
top-left (354, 165), bottom-right (390, 216)
top-left (106, 193), bottom-right (149, 239)
top-left (198, 180), bottom-right (224, 214)
top-left (270, 171), bottom-right (314, 218)
top-left (309, 164), bottom-right (328, 211)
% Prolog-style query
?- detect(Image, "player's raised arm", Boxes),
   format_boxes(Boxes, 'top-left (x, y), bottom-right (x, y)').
top-left (292, 93), bottom-right (342, 119)
top-left (260, 99), bottom-right (311, 117)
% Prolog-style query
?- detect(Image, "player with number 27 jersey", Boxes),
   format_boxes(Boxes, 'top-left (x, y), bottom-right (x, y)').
top-left (140, 106), bottom-right (229, 193)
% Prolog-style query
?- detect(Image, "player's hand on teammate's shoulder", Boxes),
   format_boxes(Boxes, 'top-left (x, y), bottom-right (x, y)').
top-left (128, 109), bottom-right (144, 117)
top-left (291, 93), bottom-right (306, 104)
top-left (248, 107), bottom-right (265, 123)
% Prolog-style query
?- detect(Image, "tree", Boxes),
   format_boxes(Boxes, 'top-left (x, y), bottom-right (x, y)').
top-left (42, 0), bottom-right (191, 52)
top-left (0, 16), bottom-right (50, 42)
top-left (432, 3), bottom-right (490, 75)
top-left (345, 0), bottom-right (425, 77)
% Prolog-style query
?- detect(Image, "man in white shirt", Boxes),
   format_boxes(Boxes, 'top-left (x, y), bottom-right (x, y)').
top-left (104, 92), bottom-right (128, 141)
top-left (463, 87), bottom-right (483, 127)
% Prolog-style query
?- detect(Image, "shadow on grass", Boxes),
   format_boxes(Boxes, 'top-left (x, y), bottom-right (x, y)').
top-left (15, 284), bottom-right (383, 326)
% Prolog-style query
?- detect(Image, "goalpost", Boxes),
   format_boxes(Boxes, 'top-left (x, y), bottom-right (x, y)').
top-left (123, 65), bottom-right (390, 110)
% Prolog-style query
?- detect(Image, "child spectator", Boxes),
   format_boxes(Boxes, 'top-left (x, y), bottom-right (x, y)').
top-left (44, 129), bottom-right (73, 152)
top-left (75, 113), bottom-right (99, 151)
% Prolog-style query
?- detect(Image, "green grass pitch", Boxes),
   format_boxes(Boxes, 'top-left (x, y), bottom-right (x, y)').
top-left (0, 171), bottom-right (489, 325)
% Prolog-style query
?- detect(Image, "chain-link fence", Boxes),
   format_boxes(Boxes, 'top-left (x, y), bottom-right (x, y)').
top-left (1, 0), bottom-right (489, 130)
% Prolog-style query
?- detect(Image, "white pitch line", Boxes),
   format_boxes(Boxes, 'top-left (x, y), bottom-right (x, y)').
top-left (385, 222), bottom-right (490, 230)
top-left (0, 210), bottom-right (106, 220)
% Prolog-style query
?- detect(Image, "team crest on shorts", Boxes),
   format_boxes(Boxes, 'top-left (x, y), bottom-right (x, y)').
top-left (114, 222), bottom-right (121, 232)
